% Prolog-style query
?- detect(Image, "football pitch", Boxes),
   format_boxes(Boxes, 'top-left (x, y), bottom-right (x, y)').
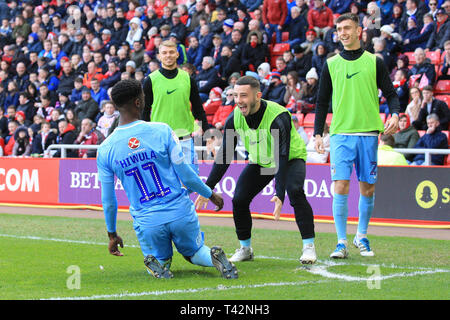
top-left (0, 212), bottom-right (449, 301)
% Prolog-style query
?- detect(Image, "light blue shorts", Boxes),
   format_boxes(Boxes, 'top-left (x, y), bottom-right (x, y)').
top-left (329, 134), bottom-right (378, 184)
top-left (134, 211), bottom-right (204, 261)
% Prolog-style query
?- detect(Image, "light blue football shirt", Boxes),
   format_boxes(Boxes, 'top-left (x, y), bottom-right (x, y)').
top-left (97, 120), bottom-right (212, 229)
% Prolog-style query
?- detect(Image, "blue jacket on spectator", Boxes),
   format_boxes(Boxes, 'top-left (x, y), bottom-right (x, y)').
top-left (405, 22), bottom-right (435, 51)
top-left (401, 27), bottom-right (421, 52)
top-left (328, 0), bottom-right (353, 15)
top-left (412, 128), bottom-right (448, 165)
top-left (241, 0), bottom-right (263, 12)
top-left (3, 92), bottom-right (19, 111)
top-left (91, 87), bottom-right (109, 107)
top-left (187, 44), bottom-right (205, 70)
top-left (70, 87), bottom-right (82, 104)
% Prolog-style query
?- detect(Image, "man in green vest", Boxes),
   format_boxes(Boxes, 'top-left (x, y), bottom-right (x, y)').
top-left (142, 40), bottom-right (209, 174)
top-left (195, 76), bottom-right (317, 265)
top-left (314, 13), bottom-right (400, 259)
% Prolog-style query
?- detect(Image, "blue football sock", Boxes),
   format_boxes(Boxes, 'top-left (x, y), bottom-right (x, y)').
top-left (190, 245), bottom-right (213, 267)
top-left (239, 238), bottom-right (251, 248)
top-left (302, 238), bottom-right (314, 246)
top-left (333, 193), bottom-right (349, 242)
top-left (357, 194), bottom-right (375, 236)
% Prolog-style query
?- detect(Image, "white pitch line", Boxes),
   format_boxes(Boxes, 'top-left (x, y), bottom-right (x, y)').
top-left (42, 280), bottom-right (333, 300)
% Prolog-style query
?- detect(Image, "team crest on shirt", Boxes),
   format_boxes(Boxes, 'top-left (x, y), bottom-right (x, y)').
top-left (128, 137), bottom-right (140, 149)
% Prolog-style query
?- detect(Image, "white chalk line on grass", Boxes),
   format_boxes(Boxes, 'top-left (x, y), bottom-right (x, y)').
top-left (2, 232), bottom-right (449, 300)
top-left (42, 280), bottom-right (333, 300)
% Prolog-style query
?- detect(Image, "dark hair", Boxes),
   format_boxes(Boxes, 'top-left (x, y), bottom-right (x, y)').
top-left (422, 85), bottom-right (433, 92)
top-left (336, 13), bottom-right (360, 26)
top-left (380, 134), bottom-right (395, 147)
top-left (235, 75), bottom-right (261, 90)
top-left (110, 79), bottom-right (143, 107)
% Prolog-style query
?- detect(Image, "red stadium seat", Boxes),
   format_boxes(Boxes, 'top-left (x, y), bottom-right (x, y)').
top-left (282, 32), bottom-right (289, 42)
top-left (435, 95), bottom-right (450, 109)
top-left (293, 113), bottom-right (304, 126)
top-left (426, 50), bottom-right (441, 65)
top-left (441, 51), bottom-right (446, 64)
top-left (271, 43), bottom-right (290, 55)
top-left (434, 80), bottom-right (450, 94)
top-left (303, 113), bottom-right (315, 127)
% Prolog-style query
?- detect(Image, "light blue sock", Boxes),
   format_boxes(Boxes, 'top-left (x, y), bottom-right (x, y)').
top-left (239, 238), bottom-right (251, 248)
top-left (357, 194), bottom-right (375, 236)
top-left (190, 245), bottom-right (213, 267)
top-left (302, 238), bottom-right (314, 246)
top-left (333, 193), bottom-right (349, 242)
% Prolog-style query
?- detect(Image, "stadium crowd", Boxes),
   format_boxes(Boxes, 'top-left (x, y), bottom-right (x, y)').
top-left (0, 0), bottom-right (449, 164)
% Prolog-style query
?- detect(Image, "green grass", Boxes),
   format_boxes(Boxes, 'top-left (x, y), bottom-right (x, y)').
top-left (0, 213), bottom-right (449, 300)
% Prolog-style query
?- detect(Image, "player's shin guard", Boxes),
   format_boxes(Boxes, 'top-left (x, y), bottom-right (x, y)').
top-left (357, 194), bottom-right (374, 236)
top-left (333, 193), bottom-right (349, 241)
top-left (189, 245), bottom-right (214, 267)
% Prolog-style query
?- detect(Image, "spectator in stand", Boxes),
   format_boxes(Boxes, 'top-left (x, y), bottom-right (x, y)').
top-left (188, 0), bottom-right (208, 34)
top-left (410, 47), bottom-right (437, 87)
top-left (241, 31), bottom-right (270, 74)
top-left (301, 29), bottom-right (322, 56)
top-left (3, 120), bottom-right (19, 156)
top-left (74, 118), bottom-right (105, 158)
top-left (83, 61), bottom-right (105, 89)
top-left (57, 91), bottom-right (75, 113)
top-left (53, 119), bottom-right (77, 158)
top-left (196, 56), bottom-right (222, 102)
top-left (394, 114), bottom-right (420, 161)
top-left (221, 18), bottom-right (234, 45)
top-left (16, 91), bottom-right (35, 124)
top-left (401, 16), bottom-right (421, 52)
top-left (399, 0), bottom-right (425, 35)
top-left (377, 134), bottom-right (408, 166)
top-left (74, 87), bottom-right (99, 122)
top-left (210, 33), bottom-right (224, 61)
top-left (307, 0), bottom-right (334, 39)
top-left (12, 126), bottom-right (31, 157)
top-left (126, 17), bottom-right (143, 46)
top-left (328, 0), bottom-right (352, 15)
top-left (65, 108), bottom-right (80, 133)
top-left (257, 62), bottom-right (271, 88)
top-left (311, 42), bottom-right (328, 78)
top-left (203, 87), bottom-right (223, 125)
top-left (0, 107), bottom-right (8, 139)
top-left (96, 101), bottom-right (118, 138)
top-left (100, 61), bottom-right (121, 90)
top-left (412, 85), bottom-right (450, 131)
top-left (15, 110), bottom-right (29, 128)
top-left (37, 66), bottom-right (60, 92)
top-left (71, 77), bottom-right (84, 105)
top-left (287, 45), bottom-right (313, 80)
top-left (13, 62), bottom-right (29, 92)
top-left (297, 67), bottom-right (319, 114)
top-left (212, 86), bottom-right (235, 131)
top-left (50, 43), bottom-right (68, 73)
top-left (372, 37), bottom-right (395, 72)
top-left (58, 61), bottom-right (76, 94)
top-left (216, 44), bottom-right (241, 86)
top-left (403, 13), bottom-right (435, 51)
top-left (410, 113), bottom-right (448, 165)
top-left (425, 8), bottom-right (449, 52)
top-left (284, 71), bottom-right (302, 112)
top-left (93, 51), bottom-right (108, 74)
top-left (262, 0), bottom-right (288, 44)
top-left (262, 71), bottom-right (286, 106)
top-left (284, 6), bottom-right (308, 49)
top-left (388, 3), bottom-right (404, 33)
top-left (379, 24), bottom-right (402, 56)
top-left (389, 53), bottom-right (411, 81)
top-left (4, 81), bottom-right (20, 111)
top-left (31, 121), bottom-right (57, 156)
top-left (406, 86), bottom-right (423, 122)
top-left (392, 69), bottom-right (410, 112)
top-left (307, 123), bottom-right (330, 163)
top-left (111, 18), bottom-right (128, 47)
top-left (438, 40), bottom-right (450, 80)
top-left (90, 78), bottom-right (109, 107)
top-left (187, 35), bottom-right (205, 70)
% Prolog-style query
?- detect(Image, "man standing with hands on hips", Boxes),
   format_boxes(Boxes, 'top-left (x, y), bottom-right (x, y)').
top-left (314, 13), bottom-right (400, 259)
